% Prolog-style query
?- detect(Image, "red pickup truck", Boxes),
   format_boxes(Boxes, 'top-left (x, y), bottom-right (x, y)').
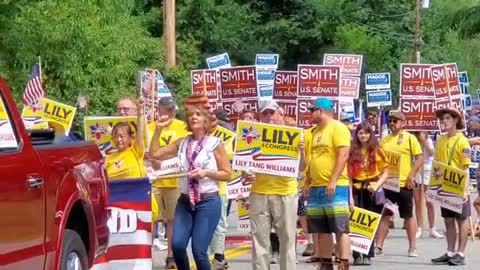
top-left (0, 77), bottom-right (109, 270)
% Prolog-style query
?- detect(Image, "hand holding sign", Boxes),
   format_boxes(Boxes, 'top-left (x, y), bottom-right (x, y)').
top-left (242, 170), bottom-right (255, 185)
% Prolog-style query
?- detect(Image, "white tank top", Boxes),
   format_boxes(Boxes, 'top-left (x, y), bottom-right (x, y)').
top-left (177, 135), bottom-right (221, 194)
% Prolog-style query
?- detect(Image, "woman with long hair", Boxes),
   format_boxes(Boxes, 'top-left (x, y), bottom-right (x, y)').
top-left (105, 98), bottom-right (146, 179)
top-left (149, 95), bottom-right (231, 270)
top-left (348, 122), bottom-right (389, 265)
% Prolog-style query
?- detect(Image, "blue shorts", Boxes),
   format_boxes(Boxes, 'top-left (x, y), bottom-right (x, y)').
top-left (306, 186), bottom-right (350, 234)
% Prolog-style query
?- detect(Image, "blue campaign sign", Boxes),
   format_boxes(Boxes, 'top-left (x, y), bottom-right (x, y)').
top-left (458, 71), bottom-right (469, 85)
top-left (477, 89), bottom-right (480, 100)
top-left (365, 73), bottom-right (391, 90)
top-left (206, 53), bottom-right (231, 69)
top-left (461, 84), bottom-right (470, 95)
top-left (258, 85), bottom-right (273, 100)
top-left (256, 69), bottom-right (275, 82)
top-left (464, 95), bottom-right (472, 110)
top-left (366, 90), bottom-right (392, 107)
top-left (255, 54), bottom-right (279, 69)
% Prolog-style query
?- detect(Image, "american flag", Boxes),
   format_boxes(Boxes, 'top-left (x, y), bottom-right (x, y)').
top-left (91, 178), bottom-right (152, 270)
top-left (232, 99), bottom-right (244, 113)
top-left (21, 63), bottom-right (45, 107)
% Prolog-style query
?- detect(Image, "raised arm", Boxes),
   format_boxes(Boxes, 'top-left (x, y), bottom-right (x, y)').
top-left (150, 115), bottom-right (178, 160)
top-left (136, 98), bottom-right (145, 150)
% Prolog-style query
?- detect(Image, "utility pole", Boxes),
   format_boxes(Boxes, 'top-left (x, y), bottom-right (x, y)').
top-left (412, 0), bottom-right (421, 63)
top-left (164, 0), bottom-right (176, 67)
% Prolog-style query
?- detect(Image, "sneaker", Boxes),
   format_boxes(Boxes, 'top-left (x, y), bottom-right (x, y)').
top-left (211, 258), bottom-right (229, 270)
top-left (270, 252), bottom-right (279, 264)
top-left (429, 228), bottom-right (444, 239)
top-left (375, 247), bottom-right (384, 256)
top-left (408, 248), bottom-right (418, 257)
top-left (353, 256), bottom-right (363, 265)
top-left (152, 238), bottom-right (167, 251)
top-left (431, 253), bottom-right (451, 264)
top-left (302, 243), bottom-right (314, 256)
top-left (448, 254), bottom-right (465, 266)
top-left (165, 257), bottom-right (176, 269)
top-left (416, 228), bottom-right (422, 239)
top-left (362, 257), bottom-right (372, 265)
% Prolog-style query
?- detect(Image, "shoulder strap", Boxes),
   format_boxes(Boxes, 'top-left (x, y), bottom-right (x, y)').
top-left (447, 135), bottom-right (462, 165)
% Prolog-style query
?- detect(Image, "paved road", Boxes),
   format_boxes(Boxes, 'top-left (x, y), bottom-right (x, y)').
top-left (153, 193), bottom-right (480, 269)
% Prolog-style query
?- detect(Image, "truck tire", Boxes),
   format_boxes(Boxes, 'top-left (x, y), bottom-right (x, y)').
top-left (60, 229), bottom-right (88, 270)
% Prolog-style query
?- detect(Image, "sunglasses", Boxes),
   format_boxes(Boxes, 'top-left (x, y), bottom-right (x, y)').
top-left (309, 108), bottom-right (319, 113)
top-left (388, 118), bottom-right (399, 124)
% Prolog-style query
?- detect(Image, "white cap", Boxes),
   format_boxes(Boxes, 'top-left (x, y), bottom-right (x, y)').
top-left (259, 100), bottom-right (279, 112)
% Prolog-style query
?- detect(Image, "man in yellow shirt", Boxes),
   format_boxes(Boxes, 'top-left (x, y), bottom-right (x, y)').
top-left (304, 98), bottom-right (351, 270)
top-left (431, 108), bottom-right (471, 266)
top-left (243, 100), bottom-right (305, 270)
top-left (376, 111), bottom-right (424, 257)
top-left (148, 97), bottom-right (188, 269)
top-left (116, 96), bottom-right (138, 116)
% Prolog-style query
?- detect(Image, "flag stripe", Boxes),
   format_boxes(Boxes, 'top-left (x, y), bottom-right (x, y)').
top-left (108, 231), bottom-right (152, 247)
top-left (22, 63), bottom-right (45, 106)
top-left (91, 258), bottom-right (152, 270)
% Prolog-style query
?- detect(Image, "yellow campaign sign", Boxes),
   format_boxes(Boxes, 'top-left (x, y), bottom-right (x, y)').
top-left (0, 98), bottom-right (18, 148)
top-left (236, 198), bottom-right (250, 232)
top-left (233, 121), bottom-right (303, 178)
top-left (22, 98), bottom-right (75, 134)
top-left (349, 207), bottom-right (381, 255)
top-left (427, 161), bottom-right (465, 214)
top-left (383, 150), bottom-right (402, 192)
top-left (84, 116), bottom-right (138, 156)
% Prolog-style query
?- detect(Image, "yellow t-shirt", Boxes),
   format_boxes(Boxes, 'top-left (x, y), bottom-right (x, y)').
top-left (148, 119), bottom-right (189, 187)
top-left (209, 125), bottom-right (235, 196)
top-left (300, 127), bottom-right (314, 188)
top-left (307, 120), bottom-right (351, 187)
top-left (251, 173), bottom-right (298, 195)
top-left (106, 141), bottom-right (146, 179)
top-left (380, 131), bottom-right (423, 187)
top-left (434, 132), bottom-right (471, 169)
top-left (349, 148), bottom-right (390, 189)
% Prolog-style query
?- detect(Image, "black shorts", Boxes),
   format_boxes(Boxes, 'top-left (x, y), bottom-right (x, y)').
top-left (441, 198), bottom-right (471, 220)
top-left (384, 188), bottom-right (413, 219)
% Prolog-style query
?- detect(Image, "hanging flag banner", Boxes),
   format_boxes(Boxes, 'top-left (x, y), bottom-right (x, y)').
top-left (84, 116), bottom-right (138, 156)
top-left (22, 97), bottom-right (76, 135)
top-left (207, 52), bottom-right (231, 70)
top-left (273, 71), bottom-right (298, 100)
top-left (366, 90), bottom-right (392, 107)
top-left (227, 169), bottom-right (251, 200)
top-left (237, 197), bottom-right (250, 232)
top-left (383, 150), bottom-right (402, 192)
top-left (340, 76), bottom-right (360, 99)
top-left (365, 73), bottom-right (391, 90)
top-left (400, 97), bottom-right (437, 131)
top-left (233, 121), bottom-right (302, 177)
top-left (349, 207), bottom-right (381, 255)
top-left (323, 54), bottom-right (363, 76)
top-left (191, 69), bottom-right (219, 99)
top-left (297, 65), bottom-right (340, 97)
top-left (0, 97), bottom-right (18, 148)
top-left (427, 161), bottom-right (466, 214)
top-left (255, 54), bottom-right (280, 69)
top-left (400, 64), bottom-right (434, 97)
top-left (219, 66), bottom-right (257, 99)
top-left (91, 178), bottom-right (152, 270)
top-left (430, 63), bottom-right (462, 99)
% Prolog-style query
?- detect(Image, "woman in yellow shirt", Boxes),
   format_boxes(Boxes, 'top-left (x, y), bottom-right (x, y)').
top-left (347, 122), bottom-right (389, 266)
top-left (105, 98), bottom-right (146, 179)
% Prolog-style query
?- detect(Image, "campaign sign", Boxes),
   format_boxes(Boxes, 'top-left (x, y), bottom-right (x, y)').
top-left (276, 100), bottom-right (297, 120)
top-left (461, 84), bottom-right (470, 95)
top-left (22, 97), bottom-right (76, 136)
top-left (207, 52), bottom-right (231, 69)
top-left (191, 69), bottom-right (218, 99)
top-left (258, 85), bottom-right (274, 100)
top-left (431, 63), bottom-right (461, 99)
top-left (400, 64), bottom-right (434, 97)
top-left (383, 150), bottom-right (402, 192)
top-left (255, 54), bottom-right (280, 69)
top-left (296, 98), bottom-right (314, 128)
top-left (340, 76), bottom-right (360, 99)
top-left (0, 98), bottom-right (18, 149)
top-left (233, 121), bottom-right (302, 177)
top-left (427, 161), bottom-right (466, 214)
top-left (400, 98), bottom-right (437, 131)
top-left (273, 71), bottom-right (298, 100)
top-left (458, 71), bottom-right (469, 85)
top-left (220, 66), bottom-right (257, 99)
top-left (297, 65), bottom-right (340, 97)
top-left (477, 89), bottom-right (480, 101)
top-left (227, 169), bottom-right (251, 200)
top-left (464, 95), bottom-right (472, 110)
top-left (256, 69), bottom-right (275, 85)
top-left (366, 90), bottom-right (392, 107)
top-left (365, 73), bottom-right (391, 90)
top-left (222, 98), bottom-right (259, 125)
top-left (237, 197), bottom-right (250, 232)
top-left (91, 178), bottom-right (152, 270)
top-left (323, 54), bottom-right (363, 76)
top-left (156, 72), bottom-right (171, 98)
top-left (436, 97), bottom-right (464, 133)
top-left (349, 207), bottom-right (381, 255)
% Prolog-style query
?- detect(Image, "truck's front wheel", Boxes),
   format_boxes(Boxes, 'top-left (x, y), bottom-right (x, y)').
top-left (60, 229), bottom-right (88, 270)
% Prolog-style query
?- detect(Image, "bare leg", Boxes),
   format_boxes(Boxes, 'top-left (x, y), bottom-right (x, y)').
top-left (444, 218), bottom-right (457, 252)
top-left (318, 233), bottom-right (334, 258)
top-left (426, 201), bottom-right (436, 229)
top-left (405, 217), bottom-right (417, 250)
top-left (413, 188), bottom-right (423, 229)
top-left (335, 233), bottom-right (350, 260)
top-left (167, 219), bottom-right (174, 257)
top-left (375, 214), bottom-right (391, 249)
top-left (457, 218), bottom-right (469, 253)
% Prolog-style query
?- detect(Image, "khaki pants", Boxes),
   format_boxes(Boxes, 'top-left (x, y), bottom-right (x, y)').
top-left (249, 193), bottom-right (297, 270)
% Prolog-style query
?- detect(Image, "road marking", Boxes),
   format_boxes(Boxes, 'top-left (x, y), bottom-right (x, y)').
top-left (188, 243), bottom-right (251, 269)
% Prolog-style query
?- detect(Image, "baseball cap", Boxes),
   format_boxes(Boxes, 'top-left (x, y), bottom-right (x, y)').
top-left (158, 96), bottom-right (176, 108)
top-left (214, 109), bottom-right (230, 122)
top-left (307, 98), bottom-right (334, 111)
top-left (259, 100), bottom-right (279, 112)
top-left (388, 111), bottom-right (406, 121)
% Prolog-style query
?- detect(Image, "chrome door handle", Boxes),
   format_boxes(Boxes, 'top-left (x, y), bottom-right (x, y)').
top-left (27, 177), bottom-right (44, 188)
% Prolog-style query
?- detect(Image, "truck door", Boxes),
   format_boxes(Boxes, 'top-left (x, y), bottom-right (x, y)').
top-left (0, 90), bottom-right (46, 269)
